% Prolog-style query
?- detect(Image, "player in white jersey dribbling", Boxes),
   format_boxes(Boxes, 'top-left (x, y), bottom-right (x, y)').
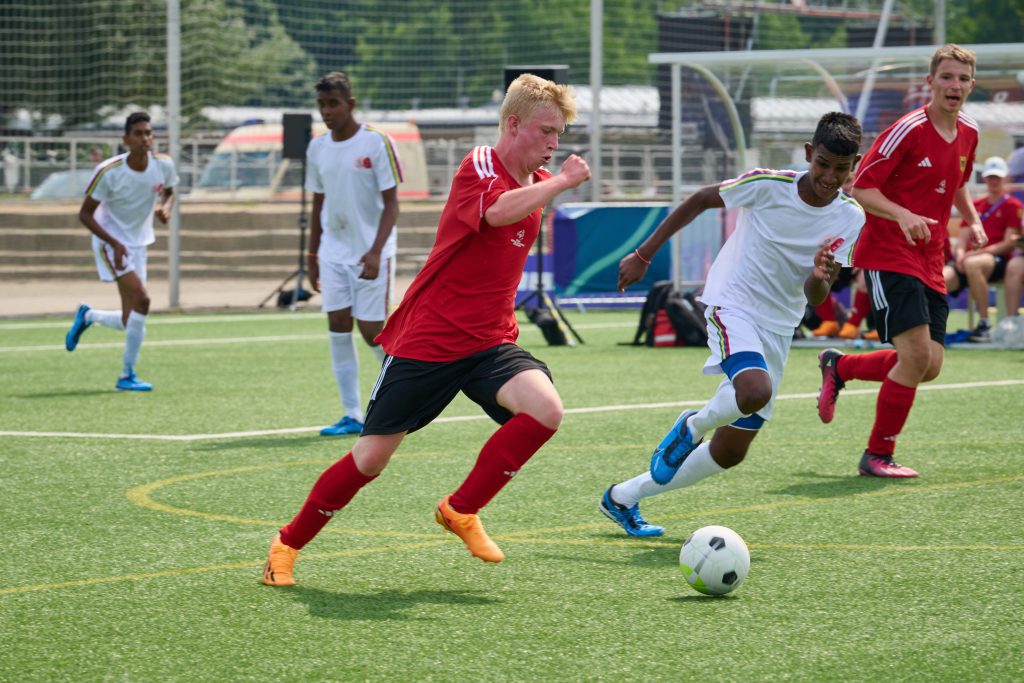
top-left (65, 111), bottom-right (177, 392)
top-left (599, 112), bottom-right (866, 537)
top-left (305, 72), bottom-right (402, 436)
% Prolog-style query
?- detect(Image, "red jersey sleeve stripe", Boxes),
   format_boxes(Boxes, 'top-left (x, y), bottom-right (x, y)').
top-left (957, 112), bottom-right (979, 131)
top-left (472, 146), bottom-right (496, 179)
top-left (878, 110), bottom-right (927, 158)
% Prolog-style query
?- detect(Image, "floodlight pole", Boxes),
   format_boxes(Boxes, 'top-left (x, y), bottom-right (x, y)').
top-left (166, 0), bottom-right (182, 308)
top-left (589, 0), bottom-right (602, 202)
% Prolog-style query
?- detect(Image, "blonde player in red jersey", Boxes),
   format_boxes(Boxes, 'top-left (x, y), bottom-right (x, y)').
top-left (263, 74), bottom-right (590, 586)
top-left (817, 44), bottom-right (987, 478)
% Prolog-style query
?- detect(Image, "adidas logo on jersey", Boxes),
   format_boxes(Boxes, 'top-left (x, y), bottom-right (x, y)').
top-left (918, 157), bottom-right (932, 167)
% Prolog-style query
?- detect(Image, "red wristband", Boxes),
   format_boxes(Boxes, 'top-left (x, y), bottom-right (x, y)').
top-left (634, 249), bottom-right (651, 265)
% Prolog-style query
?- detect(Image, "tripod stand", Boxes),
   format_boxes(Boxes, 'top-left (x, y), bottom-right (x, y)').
top-left (259, 159), bottom-right (311, 310)
top-left (515, 208), bottom-right (584, 344)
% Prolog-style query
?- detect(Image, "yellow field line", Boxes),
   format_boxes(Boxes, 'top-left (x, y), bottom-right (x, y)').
top-left (3, 471), bottom-right (1020, 598)
top-left (0, 541), bottom-right (449, 597)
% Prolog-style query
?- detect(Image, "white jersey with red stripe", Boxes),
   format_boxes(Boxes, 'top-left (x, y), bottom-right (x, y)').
top-left (701, 168), bottom-right (865, 336)
top-left (86, 152), bottom-right (178, 247)
top-left (852, 106), bottom-right (978, 292)
top-left (305, 123), bottom-right (403, 265)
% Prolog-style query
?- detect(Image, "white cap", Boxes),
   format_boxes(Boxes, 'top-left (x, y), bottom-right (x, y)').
top-left (981, 156), bottom-right (1008, 178)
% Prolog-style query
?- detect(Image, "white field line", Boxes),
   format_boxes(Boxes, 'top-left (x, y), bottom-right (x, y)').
top-left (0, 321), bottom-right (634, 353)
top-left (0, 312), bottom-right (324, 330)
top-left (2, 378), bottom-right (1021, 442)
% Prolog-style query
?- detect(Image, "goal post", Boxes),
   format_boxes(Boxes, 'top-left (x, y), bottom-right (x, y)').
top-left (649, 42), bottom-right (1024, 291)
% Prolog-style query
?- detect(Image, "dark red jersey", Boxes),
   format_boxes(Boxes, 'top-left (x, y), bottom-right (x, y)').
top-left (853, 106), bottom-right (978, 292)
top-left (376, 146), bottom-right (551, 361)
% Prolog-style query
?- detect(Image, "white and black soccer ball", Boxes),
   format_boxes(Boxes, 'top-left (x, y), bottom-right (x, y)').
top-left (679, 525), bottom-right (750, 596)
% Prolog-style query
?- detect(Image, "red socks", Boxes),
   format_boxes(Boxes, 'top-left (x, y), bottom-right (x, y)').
top-left (815, 297), bottom-right (836, 322)
top-left (847, 289), bottom-right (871, 327)
top-left (449, 413), bottom-right (556, 515)
top-left (868, 377), bottom-right (917, 456)
top-left (837, 349), bottom-right (897, 383)
top-left (278, 414), bottom-right (557, 547)
top-left (279, 453), bottom-right (377, 550)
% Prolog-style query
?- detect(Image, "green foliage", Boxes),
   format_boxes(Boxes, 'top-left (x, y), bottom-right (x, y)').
top-left (0, 0), bottom-right (314, 130)
top-left (945, 0), bottom-right (1024, 45)
top-left (755, 14), bottom-right (811, 50)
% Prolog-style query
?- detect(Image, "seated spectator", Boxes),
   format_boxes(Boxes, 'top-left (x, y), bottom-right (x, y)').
top-left (942, 156), bottom-right (1022, 342)
top-left (1004, 238), bottom-right (1024, 321)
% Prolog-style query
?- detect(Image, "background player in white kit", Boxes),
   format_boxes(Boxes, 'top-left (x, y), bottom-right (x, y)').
top-left (306, 72), bottom-right (402, 436)
top-left (599, 113), bottom-right (865, 537)
top-left (65, 111), bottom-right (177, 392)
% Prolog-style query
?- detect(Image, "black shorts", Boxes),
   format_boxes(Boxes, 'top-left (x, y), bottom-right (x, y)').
top-left (864, 270), bottom-right (948, 345)
top-left (946, 255), bottom-right (1008, 296)
top-left (362, 344), bottom-right (553, 436)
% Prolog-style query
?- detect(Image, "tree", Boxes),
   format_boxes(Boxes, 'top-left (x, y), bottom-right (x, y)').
top-left (0, 0), bottom-right (315, 130)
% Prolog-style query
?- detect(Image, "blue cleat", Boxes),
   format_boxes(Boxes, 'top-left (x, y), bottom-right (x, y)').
top-left (65, 304), bottom-right (93, 351)
top-left (115, 372), bottom-right (152, 392)
top-left (320, 416), bottom-right (363, 436)
top-left (650, 409), bottom-right (702, 485)
top-left (599, 486), bottom-right (664, 537)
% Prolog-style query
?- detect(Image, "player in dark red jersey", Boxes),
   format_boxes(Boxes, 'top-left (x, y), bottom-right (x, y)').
top-left (942, 155), bottom-right (1022, 341)
top-left (263, 74), bottom-right (591, 585)
top-left (817, 44), bottom-right (987, 478)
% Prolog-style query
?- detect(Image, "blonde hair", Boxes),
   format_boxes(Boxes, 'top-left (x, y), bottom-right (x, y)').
top-left (499, 74), bottom-right (577, 135)
top-left (930, 44), bottom-right (976, 77)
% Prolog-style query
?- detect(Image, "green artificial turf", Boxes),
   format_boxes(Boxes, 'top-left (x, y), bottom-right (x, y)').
top-left (1, 310), bottom-right (1021, 681)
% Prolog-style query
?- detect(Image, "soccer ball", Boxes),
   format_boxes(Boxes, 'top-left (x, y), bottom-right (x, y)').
top-left (678, 525), bottom-right (750, 596)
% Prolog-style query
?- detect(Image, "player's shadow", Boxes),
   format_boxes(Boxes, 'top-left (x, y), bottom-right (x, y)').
top-left (12, 389), bottom-right (112, 399)
top-left (768, 470), bottom-right (904, 498)
top-left (535, 544), bottom-right (679, 570)
top-left (667, 593), bottom-right (743, 603)
top-left (286, 586), bottom-right (501, 621)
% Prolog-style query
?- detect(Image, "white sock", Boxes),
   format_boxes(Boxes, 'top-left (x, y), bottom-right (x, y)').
top-left (121, 310), bottom-right (146, 376)
top-left (86, 309), bottom-right (124, 330)
top-left (689, 379), bottom-right (747, 439)
top-left (368, 343), bottom-right (385, 363)
top-left (612, 442), bottom-right (726, 508)
top-left (329, 331), bottom-right (363, 422)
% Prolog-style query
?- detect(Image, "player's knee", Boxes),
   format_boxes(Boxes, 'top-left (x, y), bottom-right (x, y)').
top-left (921, 358), bottom-right (943, 383)
top-left (710, 440), bottom-right (749, 469)
top-left (733, 370), bottom-right (772, 414)
top-left (735, 387), bottom-right (770, 415)
top-left (523, 396), bottom-right (563, 431)
top-left (136, 293), bottom-right (151, 314)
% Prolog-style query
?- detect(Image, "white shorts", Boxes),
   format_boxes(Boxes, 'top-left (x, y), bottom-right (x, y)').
top-left (319, 257), bottom-right (394, 321)
top-left (92, 237), bottom-right (147, 283)
top-left (701, 305), bottom-right (792, 421)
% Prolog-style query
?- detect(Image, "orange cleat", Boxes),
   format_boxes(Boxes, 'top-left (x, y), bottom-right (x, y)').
top-left (262, 533), bottom-right (299, 586)
top-left (434, 495), bottom-right (505, 563)
top-left (811, 321), bottom-right (840, 337)
top-left (838, 322), bottom-right (860, 339)
top-left (863, 329), bottom-right (880, 341)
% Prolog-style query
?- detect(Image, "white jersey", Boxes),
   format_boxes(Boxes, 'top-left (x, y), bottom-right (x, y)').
top-left (305, 124), bottom-right (402, 265)
top-left (86, 152), bottom-right (178, 247)
top-left (701, 169), bottom-right (865, 335)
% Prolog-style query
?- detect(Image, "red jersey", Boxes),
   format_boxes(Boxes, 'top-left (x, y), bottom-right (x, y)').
top-left (376, 146), bottom-right (551, 361)
top-left (853, 106), bottom-right (978, 293)
top-left (965, 193), bottom-right (1023, 246)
